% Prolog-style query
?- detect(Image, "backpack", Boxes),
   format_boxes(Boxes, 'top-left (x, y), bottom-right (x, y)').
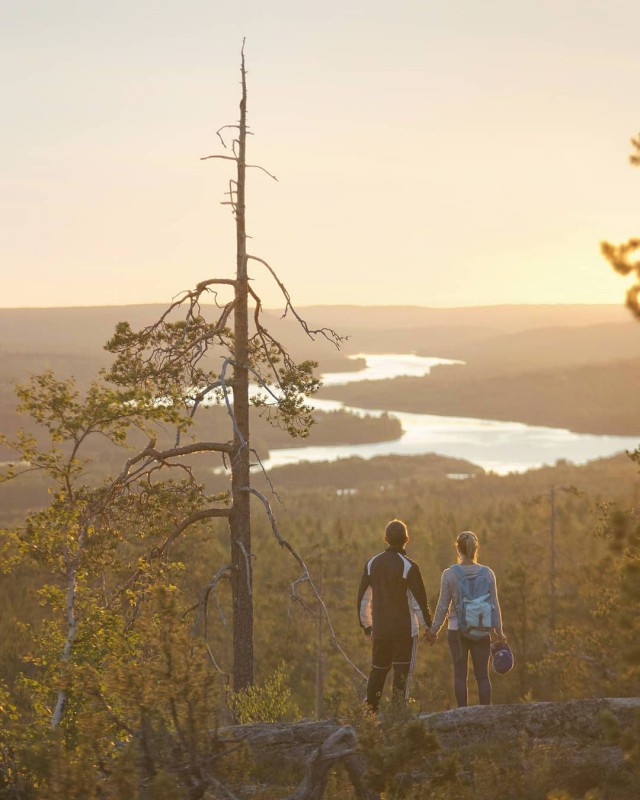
top-left (452, 564), bottom-right (494, 640)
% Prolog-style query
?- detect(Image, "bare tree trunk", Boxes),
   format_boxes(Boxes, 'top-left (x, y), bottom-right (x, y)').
top-left (51, 522), bottom-right (88, 729)
top-left (315, 555), bottom-right (324, 720)
top-left (549, 485), bottom-right (557, 632)
top-left (229, 46), bottom-right (254, 691)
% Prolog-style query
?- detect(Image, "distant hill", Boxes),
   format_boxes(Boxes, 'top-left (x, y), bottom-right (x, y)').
top-left (277, 303), bottom-right (629, 331)
top-left (0, 303), bottom-right (629, 355)
top-left (0, 305), bottom-right (174, 355)
top-left (261, 304), bottom-right (635, 359)
top-left (437, 321), bottom-right (640, 370)
top-left (246, 452), bottom-right (482, 493)
top-left (2, 303), bottom-right (638, 438)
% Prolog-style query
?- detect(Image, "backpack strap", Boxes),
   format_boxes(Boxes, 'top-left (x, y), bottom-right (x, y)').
top-left (451, 564), bottom-right (467, 623)
top-left (455, 564), bottom-right (490, 583)
top-left (452, 564), bottom-right (466, 582)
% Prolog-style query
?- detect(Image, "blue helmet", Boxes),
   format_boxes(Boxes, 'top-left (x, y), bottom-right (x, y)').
top-left (491, 642), bottom-right (514, 674)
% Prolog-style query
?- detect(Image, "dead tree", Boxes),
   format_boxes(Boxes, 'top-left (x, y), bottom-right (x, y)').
top-left (105, 43), bottom-right (349, 692)
top-left (228, 45), bottom-right (253, 689)
top-left (1, 46), bottom-right (360, 731)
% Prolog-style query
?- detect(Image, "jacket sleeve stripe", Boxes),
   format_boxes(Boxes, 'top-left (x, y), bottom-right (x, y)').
top-left (359, 585), bottom-right (373, 628)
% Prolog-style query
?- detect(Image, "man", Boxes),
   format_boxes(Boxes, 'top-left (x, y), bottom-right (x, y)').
top-left (357, 519), bottom-right (434, 711)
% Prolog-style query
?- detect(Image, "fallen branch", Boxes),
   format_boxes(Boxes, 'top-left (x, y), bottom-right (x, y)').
top-left (284, 726), bottom-right (377, 800)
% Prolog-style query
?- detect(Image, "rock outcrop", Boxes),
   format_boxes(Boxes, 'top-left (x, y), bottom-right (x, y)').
top-left (225, 698), bottom-right (640, 799)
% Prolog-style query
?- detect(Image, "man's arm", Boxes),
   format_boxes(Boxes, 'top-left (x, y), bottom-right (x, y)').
top-left (357, 567), bottom-right (373, 634)
top-left (489, 568), bottom-right (506, 640)
top-left (429, 569), bottom-right (452, 636)
top-left (407, 563), bottom-right (432, 630)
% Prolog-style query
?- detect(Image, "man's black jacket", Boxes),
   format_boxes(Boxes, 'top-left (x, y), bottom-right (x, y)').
top-left (357, 546), bottom-right (432, 639)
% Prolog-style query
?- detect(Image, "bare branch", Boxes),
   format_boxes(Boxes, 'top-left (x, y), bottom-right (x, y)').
top-left (219, 358), bottom-right (245, 450)
top-left (201, 154), bottom-right (239, 163)
top-left (110, 439), bottom-right (158, 490)
top-left (199, 564), bottom-right (234, 631)
top-left (176, 379), bottom-right (224, 447)
top-left (205, 643), bottom-right (229, 677)
top-left (150, 441), bottom-right (234, 459)
top-left (246, 163), bottom-right (278, 181)
top-left (203, 154), bottom-right (278, 181)
top-left (216, 124), bottom-right (241, 148)
top-left (170, 300), bottom-right (235, 355)
top-left (249, 448), bottom-right (284, 506)
top-left (195, 278), bottom-right (237, 292)
top-left (235, 540), bottom-right (254, 597)
top-left (247, 254), bottom-right (344, 347)
top-left (244, 487), bottom-right (366, 681)
top-left (284, 726), bottom-right (366, 800)
top-left (157, 507), bottom-right (231, 557)
top-left (247, 284), bottom-right (286, 390)
top-left (138, 280), bottom-right (235, 330)
top-left (113, 440), bottom-right (233, 491)
top-left (290, 575), bottom-right (318, 617)
top-left (196, 564), bottom-right (235, 679)
top-left (214, 353), bottom-right (284, 502)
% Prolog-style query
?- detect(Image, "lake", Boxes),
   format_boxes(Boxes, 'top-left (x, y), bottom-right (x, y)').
top-left (258, 354), bottom-right (640, 476)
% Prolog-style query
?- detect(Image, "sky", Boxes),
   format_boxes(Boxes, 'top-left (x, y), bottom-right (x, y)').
top-left (1, 0), bottom-right (640, 309)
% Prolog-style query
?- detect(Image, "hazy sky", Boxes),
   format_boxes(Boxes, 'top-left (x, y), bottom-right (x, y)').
top-left (2, 0), bottom-right (639, 309)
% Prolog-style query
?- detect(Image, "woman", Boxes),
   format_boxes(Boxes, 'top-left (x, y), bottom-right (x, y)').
top-left (428, 530), bottom-right (505, 707)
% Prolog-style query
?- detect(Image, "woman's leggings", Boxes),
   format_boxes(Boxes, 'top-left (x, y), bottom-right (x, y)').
top-left (447, 630), bottom-right (491, 707)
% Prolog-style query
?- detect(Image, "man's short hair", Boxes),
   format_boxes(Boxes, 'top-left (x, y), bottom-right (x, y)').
top-left (385, 519), bottom-right (408, 547)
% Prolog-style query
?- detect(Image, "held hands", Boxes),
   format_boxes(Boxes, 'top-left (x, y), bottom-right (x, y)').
top-left (364, 626), bottom-right (439, 644)
top-left (423, 629), bottom-right (438, 645)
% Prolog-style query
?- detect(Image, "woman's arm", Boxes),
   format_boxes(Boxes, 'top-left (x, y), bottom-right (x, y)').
top-left (489, 568), bottom-right (505, 639)
top-left (429, 569), bottom-right (452, 635)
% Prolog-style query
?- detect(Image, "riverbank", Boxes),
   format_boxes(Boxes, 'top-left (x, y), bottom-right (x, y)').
top-left (318, 357), bottom-right (640, 437)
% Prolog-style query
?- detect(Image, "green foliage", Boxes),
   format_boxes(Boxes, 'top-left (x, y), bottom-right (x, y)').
top-left (251, 358), bottom-right (320, 438)
top-left (601, 130), bottom-right (640, 318)
top-left (601, 708), bottom-right (640, 768)
top-left (106, 317), bottom-right (226, 404)
top-left (4, 323), bottom-right (640, 797)
top-left (358, 708), bottom-right (439, 796)
top-left (12, 369), bottom-right (186, 456)
top-left (593, 503), bottom-right (640, 689)
top-left (0, 257), bottom-right (332, 794)
top-left (2, 450), bottom-right (640, 796)
top-left (229, 663), bottom-right (299, 723)
top-left (0, 587), bottom-right (243, 798)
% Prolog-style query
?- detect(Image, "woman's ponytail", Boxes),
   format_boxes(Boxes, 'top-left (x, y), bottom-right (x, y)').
top-left (456, 530), bottom-right (479, 562)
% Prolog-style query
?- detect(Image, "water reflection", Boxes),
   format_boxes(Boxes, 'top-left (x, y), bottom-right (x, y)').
top-left (257, 354), bottom-right (640, 476)
top-left (320, 353), bottom-right (462, 386)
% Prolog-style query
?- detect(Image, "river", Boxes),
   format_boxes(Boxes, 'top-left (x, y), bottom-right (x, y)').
top-left (258, 354), bottom-right (640, 476)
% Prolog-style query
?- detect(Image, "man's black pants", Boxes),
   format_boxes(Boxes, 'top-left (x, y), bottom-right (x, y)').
top-left (366, 635), bottom-right (417, 711)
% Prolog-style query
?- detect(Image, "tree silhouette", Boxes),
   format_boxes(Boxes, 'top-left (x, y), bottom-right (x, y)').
top-left (601, 133), bottom-right (640, 316)
top-left (0, 43), bottom-right (358, 734)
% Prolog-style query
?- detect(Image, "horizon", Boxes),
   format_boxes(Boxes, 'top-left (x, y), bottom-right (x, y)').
top-left (0, 300), bottom-right (627, 313)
